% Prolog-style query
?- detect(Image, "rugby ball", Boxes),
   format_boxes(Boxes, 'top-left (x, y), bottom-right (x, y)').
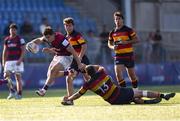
top-left (26, 42), bottom-right (39, 53)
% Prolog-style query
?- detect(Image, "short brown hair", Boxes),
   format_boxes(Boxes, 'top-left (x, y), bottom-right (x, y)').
top-left (114, 11), bottom-right (124, 19)
top-left (85, 65), bottom-right (96, 78)
top-left (9, 23), bottom-right (18, 29)
top-left (43, 26), bottom-right (54, 36)
top-left (63, 17), bottom-right (74, 25)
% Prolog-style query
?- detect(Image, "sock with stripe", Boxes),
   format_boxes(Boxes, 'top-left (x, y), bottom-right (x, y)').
top-left (118, 79), bottom-right (126, 87)
top-left (132, 79), bottom-right (138, 88)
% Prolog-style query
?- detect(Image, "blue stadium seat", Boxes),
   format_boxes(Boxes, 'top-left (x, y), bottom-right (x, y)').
top-left (1, 0), bottom-right (97, 61)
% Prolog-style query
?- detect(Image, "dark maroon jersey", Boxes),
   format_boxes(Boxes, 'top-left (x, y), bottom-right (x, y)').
top-left (4, 35), bottom-right (25, 61)
top-left (45, 32), bottom-right (72, 56)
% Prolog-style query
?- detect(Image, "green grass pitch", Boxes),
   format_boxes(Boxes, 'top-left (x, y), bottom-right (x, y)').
top-left (0, 86), bottom-right (180, 121)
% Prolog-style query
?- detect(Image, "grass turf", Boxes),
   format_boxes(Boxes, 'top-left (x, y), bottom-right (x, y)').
top-left (0, 85), bottom-right (180, 121)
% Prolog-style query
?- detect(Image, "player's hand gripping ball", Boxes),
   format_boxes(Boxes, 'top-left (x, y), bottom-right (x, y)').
top-left (26, 42), bottom-right (39, 54)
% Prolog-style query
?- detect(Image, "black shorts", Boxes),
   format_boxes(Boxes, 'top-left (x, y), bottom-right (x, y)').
top-left (114, 53), bottom-right (135, 68)
top-left (111, 87), bottom-right (134, 105)
top-left (70, 55), bottom-right (90, 71)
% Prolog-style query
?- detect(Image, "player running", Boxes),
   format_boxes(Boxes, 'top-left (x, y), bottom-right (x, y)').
top-left (26, 26), bottom-right (84, 96)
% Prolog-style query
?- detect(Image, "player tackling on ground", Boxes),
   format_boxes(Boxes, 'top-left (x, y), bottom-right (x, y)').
top-left (62, 64), bottom-right (175, 105)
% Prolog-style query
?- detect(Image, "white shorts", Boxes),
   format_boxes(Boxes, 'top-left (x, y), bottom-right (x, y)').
top-left (4, 61), bottom-right (24, 73)
top-left (52, 55), bottom-right (73, 70)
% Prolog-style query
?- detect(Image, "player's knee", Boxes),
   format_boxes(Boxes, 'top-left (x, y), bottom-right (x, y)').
top-left (50, 68), bottom-right (59, 77)
top-left (115, 74), bottom-right (123, 80)
top-left (47, 70), bottom-right (50, 77)
top-left (49, 68), bottom-right (55, 73)
top-left (15, 73), bottom-right (21, 77)
top-left (15, 74), bottom-right (22, 82)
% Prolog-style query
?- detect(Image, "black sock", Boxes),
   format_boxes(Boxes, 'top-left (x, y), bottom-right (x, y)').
top-left (43, 85), bottom-right (49, 90)
top-left (144, 100), bottom-right (148, 104)
top-left (144, 98), bottom-right (161, 104)
top-left (160, 94), bottom-right (164, 98)
top-left (132, 80), bottom-right (138, 88)
top-left (18, 90), bottom-right (22, 95)
top-left (10, 88), bottom-right (16, 93)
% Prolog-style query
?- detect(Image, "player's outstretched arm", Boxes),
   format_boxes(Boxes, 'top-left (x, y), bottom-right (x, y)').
top-left (26, 37), bottom-right (44, 53)
top-left (42, 47), bottom-right (59, 54)
top-left (65, 92), bottom-right (82, 101)
top-left (30, 37), bottom-right (44, 44)
top-left (66, 45), bottom-right (84, 70)
top-left (65, 86), bottom-right (87, 101)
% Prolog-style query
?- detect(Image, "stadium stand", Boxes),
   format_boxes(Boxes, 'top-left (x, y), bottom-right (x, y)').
top-left (1, 0), bottom-right (180, 63)
top-left (0, 0), bottom-right (97, 34)
top-left (0, 0), bottom-right (97, 62)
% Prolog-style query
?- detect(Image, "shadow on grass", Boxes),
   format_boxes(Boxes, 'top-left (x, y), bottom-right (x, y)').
top-left (55, 102), bottom-right (180, 107)
top-left (0, 89), bottom-right (95, 99)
